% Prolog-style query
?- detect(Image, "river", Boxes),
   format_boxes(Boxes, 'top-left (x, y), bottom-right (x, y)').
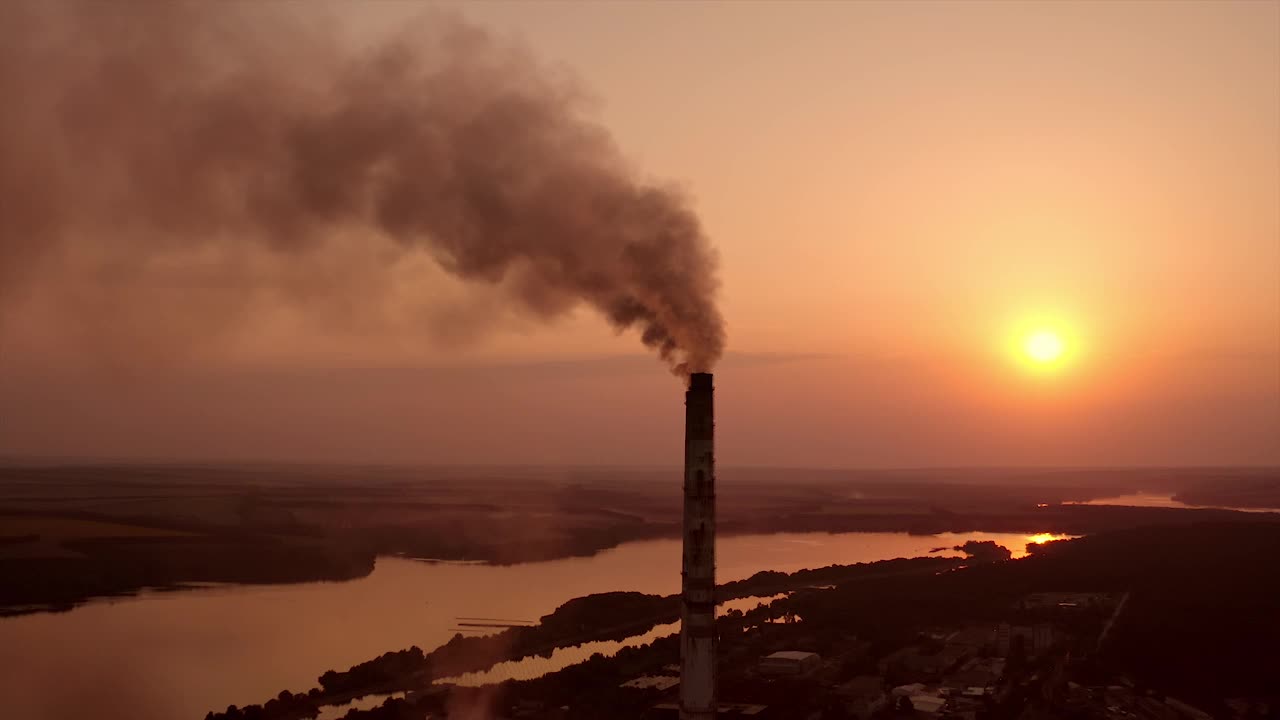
top-left (0, 530), bottom-right (1061, 720)
top-left (317, 594), bottom-right (791, 720)
top-left (1069, 492), bottom-right (1280, 513)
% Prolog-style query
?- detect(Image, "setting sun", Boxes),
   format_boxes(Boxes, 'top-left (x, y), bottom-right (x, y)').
top-left (1024, 330), bottom-right (1065, 364)
top-left (1001, 311), bottom-right (1083, 375)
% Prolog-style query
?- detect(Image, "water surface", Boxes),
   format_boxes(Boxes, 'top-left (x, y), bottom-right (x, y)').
top-left (438, 593), bottom-right (789, 688)
top-left (0, 530), bottom-right (1057, 720)
top-left (1070, 492), bottom-right (1280, 513)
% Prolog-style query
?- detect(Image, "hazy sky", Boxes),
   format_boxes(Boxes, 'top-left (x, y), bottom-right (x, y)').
top-left (2, 1), bottom-right (1277, 467)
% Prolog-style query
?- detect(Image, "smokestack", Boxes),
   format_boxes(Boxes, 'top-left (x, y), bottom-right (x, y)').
top-left (680, 372), bottom-right (716, 719)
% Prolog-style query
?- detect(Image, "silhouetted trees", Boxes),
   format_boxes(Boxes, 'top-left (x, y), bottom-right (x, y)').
top-left (319, 647), bottom-right (427, 695)
top-left (953, 540), bottom-right (1013, 563)
top-left (205, 689), bottom-right (319, 720)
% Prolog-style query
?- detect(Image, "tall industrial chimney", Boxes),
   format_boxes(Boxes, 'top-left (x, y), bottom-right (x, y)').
top-left (680, 372), bottom-right (717, 719)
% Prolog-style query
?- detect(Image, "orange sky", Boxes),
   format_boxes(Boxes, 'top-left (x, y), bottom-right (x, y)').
top-left (390, 0), bottom-right (1280, 364)
top-left (1, 1), bottom-right (1277, 466)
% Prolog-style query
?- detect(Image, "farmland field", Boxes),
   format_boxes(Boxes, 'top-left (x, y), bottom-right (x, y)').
top-left (1, 515), bottom-right (197, 542)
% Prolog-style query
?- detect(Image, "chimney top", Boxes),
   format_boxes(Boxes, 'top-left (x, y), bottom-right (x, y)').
top-left (689, 372), bottom-right (713, 391)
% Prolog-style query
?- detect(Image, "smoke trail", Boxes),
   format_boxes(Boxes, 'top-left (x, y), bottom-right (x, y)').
top-left (0, 2), bottom-right (724, 374)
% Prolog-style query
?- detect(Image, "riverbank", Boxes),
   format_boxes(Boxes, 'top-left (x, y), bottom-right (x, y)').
top-left (0, 513), bottom-right (376, 616)
top-left (0, 530), bottom-right (1050, 720)
top-left (3, 497), bottom-right (1268, 618)
top-left (227, 521), bottom-right (1280, 720)
top-left (5, 465), bottom-right (1276, 616)
top-left (207, 554), bottom-right (972, 720)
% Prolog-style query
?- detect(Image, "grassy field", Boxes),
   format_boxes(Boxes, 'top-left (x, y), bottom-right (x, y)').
top-left (0, 515), bottom-right (196, 542)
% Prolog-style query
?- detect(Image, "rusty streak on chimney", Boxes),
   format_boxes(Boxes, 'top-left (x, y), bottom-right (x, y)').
top-left (680, 372), bottom-right (717, 719)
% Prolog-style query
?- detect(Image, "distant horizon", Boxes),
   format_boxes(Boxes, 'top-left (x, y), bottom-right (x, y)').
top-left (3, 454), bottom-right (1275, 473)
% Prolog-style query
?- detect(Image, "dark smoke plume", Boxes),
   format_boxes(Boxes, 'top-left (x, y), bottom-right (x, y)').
top-left (0, 2), bottom-right (724, 374)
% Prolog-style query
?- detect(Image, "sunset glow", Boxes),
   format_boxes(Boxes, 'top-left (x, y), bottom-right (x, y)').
top-left (0, 3), bottom-right (1275, 717)
top-left (1024, 330), bottom-right (1065, 364)
top-left (0, 1), bottom-right (1276, 469)
top-left (1005, 318), bottom-right (1079, 377)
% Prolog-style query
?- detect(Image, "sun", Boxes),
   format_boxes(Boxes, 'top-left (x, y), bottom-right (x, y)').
top-left (1003, 310), bottom-right (1082, 374)
top-left (1024, 330), bottom-right (1065, 364)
